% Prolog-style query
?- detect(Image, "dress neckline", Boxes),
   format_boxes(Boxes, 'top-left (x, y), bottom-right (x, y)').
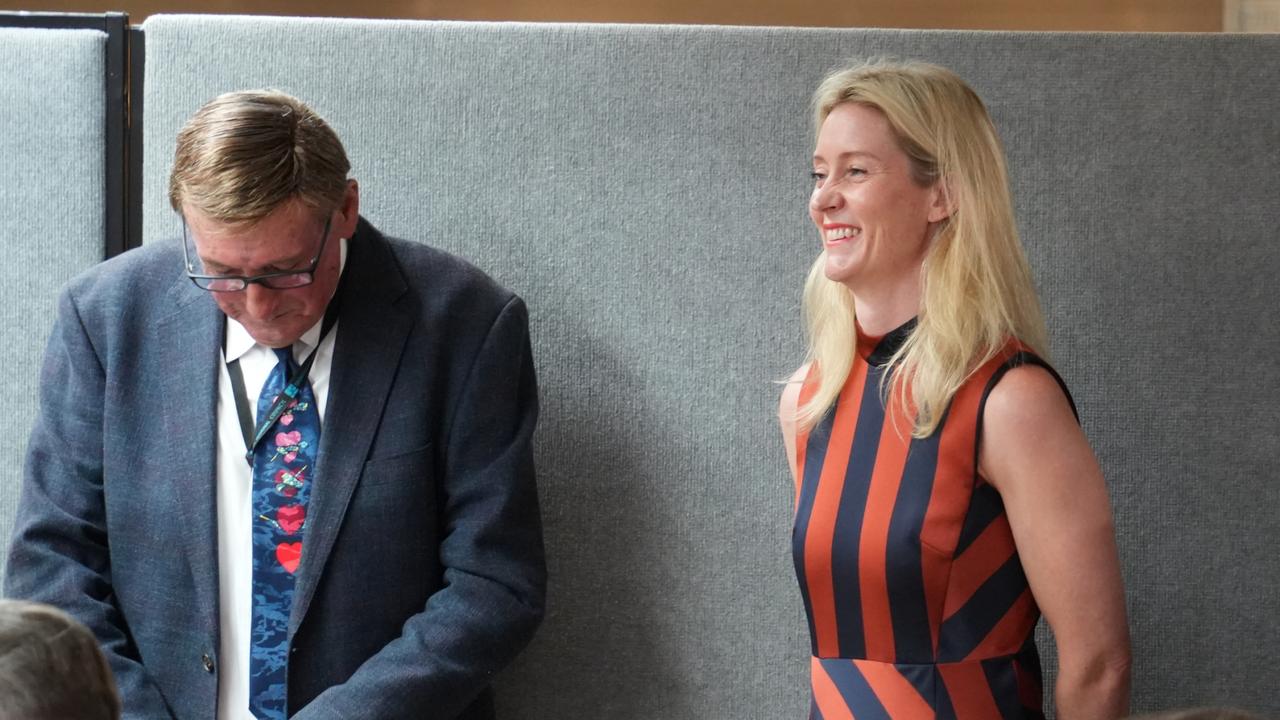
top-left (856, 317), bottom-right (917, 366)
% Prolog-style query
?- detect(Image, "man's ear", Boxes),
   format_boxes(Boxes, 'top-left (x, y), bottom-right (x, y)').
top-left (926, 178), bottom-right (954, 224)
top-left (336, 179), bottom-right (360, 238)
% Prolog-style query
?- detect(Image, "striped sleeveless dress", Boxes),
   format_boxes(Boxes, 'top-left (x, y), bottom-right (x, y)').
top-left (792, 319), bottom-right (1069, 719)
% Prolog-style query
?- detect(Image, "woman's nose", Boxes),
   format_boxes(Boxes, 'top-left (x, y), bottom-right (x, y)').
top-left (811, 183), bottom-right (842, 214)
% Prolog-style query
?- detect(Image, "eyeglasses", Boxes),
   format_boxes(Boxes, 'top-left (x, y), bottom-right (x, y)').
top-left (182, 217), bottom-right (332, 292)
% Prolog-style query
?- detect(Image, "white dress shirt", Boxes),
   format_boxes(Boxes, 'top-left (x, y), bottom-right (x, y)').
top-left (214, 240), bottom-right (345, 719)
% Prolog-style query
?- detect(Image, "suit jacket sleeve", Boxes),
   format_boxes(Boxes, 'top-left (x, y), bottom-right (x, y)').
top-left (294, 295), bottom-right (547, 719)
top-left (4, 288), bottom-right (176, 719)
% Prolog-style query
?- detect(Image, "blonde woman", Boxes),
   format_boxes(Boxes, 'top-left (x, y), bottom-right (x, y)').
top-left (779, 61), bottom-right (1131, 719)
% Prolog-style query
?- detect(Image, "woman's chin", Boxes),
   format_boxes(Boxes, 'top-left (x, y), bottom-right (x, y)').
top-left (823, 257), bottom-right (860, 285)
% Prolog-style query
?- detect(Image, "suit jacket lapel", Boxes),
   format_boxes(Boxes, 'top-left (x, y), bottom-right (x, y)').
top-left (155, 274), bottom-right (225, 634)
top-left (290, 221), bottom-right (413, 634)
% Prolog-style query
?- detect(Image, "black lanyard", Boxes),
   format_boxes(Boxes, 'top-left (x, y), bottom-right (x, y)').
top-left (226, 301), bottom-right (341, 467)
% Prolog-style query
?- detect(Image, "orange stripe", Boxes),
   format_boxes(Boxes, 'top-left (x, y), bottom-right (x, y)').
top-left (917, 341), bottom-right (1025, 547)
top-left (907, 344), bottom-right (1029, 656)
top-left (938, 662), bottom-right (1002, 719)
top-left (942, 517), bottom-right (1016, 620)
top-left (918, 366), bottom-right (986, 651)
top-left (810, 658), bottom-right (855, 720)
top-left (964, 589), bottom-right (1038, 661)
top-left (857, 660), bottom-right (935, 717)
top-left (857, 381), bottom-right (913, 660)
top-left (804, 360), bottom-right (868, 657)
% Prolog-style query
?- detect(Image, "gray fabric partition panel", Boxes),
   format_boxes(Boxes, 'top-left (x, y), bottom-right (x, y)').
top-left (0, 28), bottom-right (108, 582)
top-left (141, 16), bottom-right (1279, 717)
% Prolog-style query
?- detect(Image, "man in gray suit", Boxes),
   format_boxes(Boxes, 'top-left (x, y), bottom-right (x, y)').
top-left (5, 91), bottom-right (545, 720)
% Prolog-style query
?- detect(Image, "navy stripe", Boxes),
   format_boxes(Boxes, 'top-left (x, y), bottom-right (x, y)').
top-left (937, 553), bottom-right (1028, 661)
top-left (809, 694), bottom-right (824, 720)
top-left (793, 408), bottom-right (835, 655)
top-left (1017, 635), bottom-right (1043, 692)
top-left (829, 362), bottom-right (886, 657)
top-left (824, 662), bottom-right (891, 720)
top-left (981, 658), bottom-right (1023, 720)
top-left (898, 662), bottom-right (940, 711)
top-left (953, 482), bottom-right (1005, 556)
top-left (886, 407), bottom-right (946, 662)
top-left (933, 673), bottom-right (958, 720)
top-left (1016, 637), bottom-right (1046, 719)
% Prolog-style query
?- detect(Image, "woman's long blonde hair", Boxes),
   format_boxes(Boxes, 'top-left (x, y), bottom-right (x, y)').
top-left (798, 59), bottom-right (1048, 437)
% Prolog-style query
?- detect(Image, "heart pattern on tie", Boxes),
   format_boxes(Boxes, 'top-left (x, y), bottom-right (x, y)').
top-left (277, 505), bottom-right (305, 534)
top-left (275, 542), bottom-right (302, 574)
top-left (250, 347), bottom-right (320, 720)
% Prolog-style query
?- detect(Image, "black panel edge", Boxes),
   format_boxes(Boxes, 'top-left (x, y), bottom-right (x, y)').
top-left (128, 26), bottom-right (145, 251)
top-left (1, 11), bottom-right (137, 258)
top-left (103, 12), bottom-right (128, 258)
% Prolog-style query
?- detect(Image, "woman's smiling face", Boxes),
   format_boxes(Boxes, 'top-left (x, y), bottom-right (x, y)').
top-left (809, 102), bottom-right (947, 294)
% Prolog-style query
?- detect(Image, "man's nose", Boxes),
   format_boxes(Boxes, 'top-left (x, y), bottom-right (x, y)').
top-left (243, 283), bottom-right (279, 320)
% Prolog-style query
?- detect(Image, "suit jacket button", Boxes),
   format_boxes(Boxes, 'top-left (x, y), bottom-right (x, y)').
top-left (202, 653), bottom-right (215, 673)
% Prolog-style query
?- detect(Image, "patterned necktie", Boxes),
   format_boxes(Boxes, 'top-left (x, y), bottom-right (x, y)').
top-left (249, 347), bottom-right (319, 720)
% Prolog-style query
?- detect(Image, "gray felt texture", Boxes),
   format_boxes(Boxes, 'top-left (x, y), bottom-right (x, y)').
top-left (0, 27), bottom-right (108, 583)
top-left (131, 16), bottom-right (1280, 717)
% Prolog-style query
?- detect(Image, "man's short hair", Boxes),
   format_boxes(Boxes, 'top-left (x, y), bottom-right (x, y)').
top-left (169, 89), bottom-right (351, 224)
top-left (0, 600), bottom-right (120, 720)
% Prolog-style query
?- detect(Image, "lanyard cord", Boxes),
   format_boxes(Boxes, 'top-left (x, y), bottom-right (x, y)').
top-left (226, 293), bottom-right (342, 466)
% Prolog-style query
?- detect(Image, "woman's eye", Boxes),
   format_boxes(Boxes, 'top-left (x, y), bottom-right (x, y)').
top-left (847, 167), bottom-right (866, 177)
top-left (810, 171), bottom-right (826, 182)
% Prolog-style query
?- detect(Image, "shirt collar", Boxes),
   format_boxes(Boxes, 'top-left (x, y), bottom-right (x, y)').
top-left (222, 236), bottom-right (348, 363)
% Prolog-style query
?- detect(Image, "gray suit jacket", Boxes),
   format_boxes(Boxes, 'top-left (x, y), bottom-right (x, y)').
top-left (5, 218), bottom-right (546, 719)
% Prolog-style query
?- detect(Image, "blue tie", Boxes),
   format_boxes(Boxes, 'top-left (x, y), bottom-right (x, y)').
top-left (249, 347), bottom-right (319, 719)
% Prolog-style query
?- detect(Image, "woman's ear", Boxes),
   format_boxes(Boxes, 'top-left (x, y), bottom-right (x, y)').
top-left (927, 178), bottom-right (954, 224)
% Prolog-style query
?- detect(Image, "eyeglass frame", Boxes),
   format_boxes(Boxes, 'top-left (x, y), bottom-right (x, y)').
top-left (181, 215), bottom-right (333, 292)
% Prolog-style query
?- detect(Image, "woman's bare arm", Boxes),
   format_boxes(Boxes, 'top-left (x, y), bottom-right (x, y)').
top-left (980, 365), bottom-right (1132, 720)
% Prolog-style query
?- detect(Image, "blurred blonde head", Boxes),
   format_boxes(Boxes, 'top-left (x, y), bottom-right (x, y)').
top-left (799, 59), bottom-right (1047, 436)
top-left (0, 600), bottom-right (120, 720)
